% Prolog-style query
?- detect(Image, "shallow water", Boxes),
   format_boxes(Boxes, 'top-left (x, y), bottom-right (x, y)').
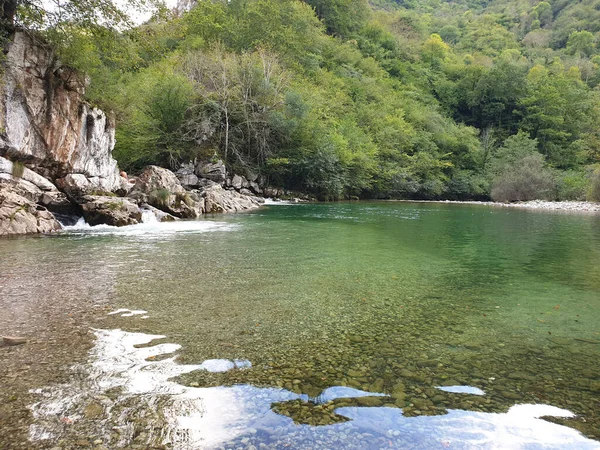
top-left (2, 202), bottom-right (600, 449)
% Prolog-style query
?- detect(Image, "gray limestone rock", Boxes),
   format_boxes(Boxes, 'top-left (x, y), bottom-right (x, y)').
top-left (0, 183), bottom-right (61, 236)
top-left (80, 195), bottom-right (142, 227)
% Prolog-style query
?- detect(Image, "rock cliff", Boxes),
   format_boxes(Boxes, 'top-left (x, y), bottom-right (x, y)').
top-left (0, 31), bottom-right (122, 196)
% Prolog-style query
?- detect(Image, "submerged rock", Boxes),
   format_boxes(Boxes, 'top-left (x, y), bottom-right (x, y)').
top-left (0, 183), bottom-right (61, 236)
top-left (2, 336), bottom-right (27, 346)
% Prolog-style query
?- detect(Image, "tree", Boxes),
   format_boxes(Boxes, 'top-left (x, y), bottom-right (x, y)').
top-left (304, 0), bottom-right (370, 38)
top-left (566, 30), bottom-right (595, 57)
top-left (1, 0), bottom-right (157, 31)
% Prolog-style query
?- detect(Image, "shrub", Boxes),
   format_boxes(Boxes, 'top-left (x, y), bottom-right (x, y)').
top-left (555, 170), bottom-right (587, 201)
top-left (11, 161), bottom-right (25, 179)
top-left (149, 188), bottom-right (171, 206)
top-left (587, 167), bottom-right (600, 202)
top-left (490, 154), bottom-right (555, 202)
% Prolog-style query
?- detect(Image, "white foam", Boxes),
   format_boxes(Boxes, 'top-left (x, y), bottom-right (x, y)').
top-left (61, 217), bottom-right (237, 238)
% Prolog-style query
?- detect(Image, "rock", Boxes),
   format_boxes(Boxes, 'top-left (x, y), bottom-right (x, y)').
top-left (0, 183), bottom-right (61, 236)
top-left (178, 173), bottom-right (199, 189)
top-left (80, 195), bottom-right (142, 227)
top-left (84, 402), bottom-right (104, 419)
top-left (0, 158), bottom-right (76, 215)
top-left (232, 174), bottom-right (244, 190)
top-left (201, 185), bottom-right (262, 213)
top-left (356, 396), bottom-right (384, 407)
top-left (195, 160), bottom-right (227, 184)
top-left (129, 166), bottom-right (202, 218)
top-left (0, 32), bottom-right (122, 193)
top-left (40, 190), bottom-right (77, 215)
top-left (249, 181), bottom-right (263, 194)
top-left (0, 174), bottom-right (43, 202)
top-left (2, 336), bottom-right (27, 346)
top-left (0, 156), bottom-right (57, 191)
top-left (264, 187), bottom-right (281, 198)
top-left (56, 173), bottom-right (120, 199)
top-left (176, 162), bottom-right (200, 188)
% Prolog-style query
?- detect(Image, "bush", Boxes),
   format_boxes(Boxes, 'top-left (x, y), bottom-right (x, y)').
top-left (491, 154), bottom-right (555, 202)
top-left (555, 170), bottom-right (587, 201)
top-left (11, 161), bottom-right (25, 179)
top-left (149, 188), bottom-right (171, 206)
top-left (587, 167), bottom-right (600, 202)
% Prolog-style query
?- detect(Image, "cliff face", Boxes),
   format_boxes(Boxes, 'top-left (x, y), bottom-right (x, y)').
top-left (0, 31), bottom-right (121, 194)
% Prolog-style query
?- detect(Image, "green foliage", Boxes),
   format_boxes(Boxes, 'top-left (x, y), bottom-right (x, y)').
top-left (555, 170), bottom-right (588, 201)
top-left (26, 0), bottom-right (600, 202)
top-left (566, 31), bottom-right (595, 57)
top-left (490, 154), bottom-right (555, 202)
top-left (587, 166), bottom-right (600, 202)
top-left (304, 0), bottom-right (370, 38)
top-left (149, 188), bottom-right (171, 206)
top-left (11, 160), bottom-right (24, 178)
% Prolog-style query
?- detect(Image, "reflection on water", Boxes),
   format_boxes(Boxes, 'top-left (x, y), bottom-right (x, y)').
top-left (30, 328), bottom-right (600, 450)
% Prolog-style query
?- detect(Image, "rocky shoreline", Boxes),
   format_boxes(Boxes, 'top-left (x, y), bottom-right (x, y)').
top-left (400, 199), bottom-right (600, 213)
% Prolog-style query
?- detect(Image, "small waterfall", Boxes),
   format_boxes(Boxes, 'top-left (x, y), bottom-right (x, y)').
top-left (141, 208), bottom-right (159, 224)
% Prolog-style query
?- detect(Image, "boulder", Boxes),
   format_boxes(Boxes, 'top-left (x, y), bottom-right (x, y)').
top-left (176, 162), bottom-right (200, 188)
top-left (196, 160), bottom-right (227, 184)
top-left (0, 32), bottom-right (121, 194)
top-left (80, 195), bottom-right (142, 227)
top-left (201, 185), bottom-right (262, 213)
top-left (0, 183), bottom-right (61, 236)
top-left (129, 166), bottom-right (202, 218)
top-left (249, 181), bottom-right (263, 195)
top-left (0, 156), bottom-right (57, 191)
top-left (264, 187), bottom-right (281, 198)
top-left (231, 174), bottom-right (250, 190)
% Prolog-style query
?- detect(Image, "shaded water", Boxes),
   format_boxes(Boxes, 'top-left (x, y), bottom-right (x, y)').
top-left (2, 202), bottom-right (600, 449)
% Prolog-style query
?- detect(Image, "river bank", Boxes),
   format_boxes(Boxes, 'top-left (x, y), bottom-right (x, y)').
top-left (395, 199), bottom-right (600, 212)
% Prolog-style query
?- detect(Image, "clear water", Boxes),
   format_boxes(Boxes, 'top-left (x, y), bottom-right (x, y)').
top-left (3, 202), bottom-right (600, 449)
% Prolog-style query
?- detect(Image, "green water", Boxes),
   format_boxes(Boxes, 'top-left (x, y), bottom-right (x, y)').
top-left (3, 201), bottom-right (600, 448)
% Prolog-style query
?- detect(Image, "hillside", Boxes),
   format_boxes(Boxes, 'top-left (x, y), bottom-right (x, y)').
top-left (8, 0), bottom-right (600, 201)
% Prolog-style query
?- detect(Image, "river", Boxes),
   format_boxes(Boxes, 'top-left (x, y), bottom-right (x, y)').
top-left (1, 202), bottom-right (599, 449)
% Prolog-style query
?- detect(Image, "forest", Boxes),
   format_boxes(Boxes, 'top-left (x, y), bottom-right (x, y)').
top-left (4, 0), bottom-right (600, 201)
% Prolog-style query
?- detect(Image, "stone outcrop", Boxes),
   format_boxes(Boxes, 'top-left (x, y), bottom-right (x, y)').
top-left (128, 165), bottom-right (202, 218)
top-left (0, 182), bottom-right (61, 235)
top-left (0, 156), bottom-right (74, 214)
top-left (0, 31), bottom-right (121, 196)
top-left (201, 185), bottom-right (263, 213)
top-left (195, 160), bottom-right (227, 185)
top-left (80, 195), bottom-right (141, 227)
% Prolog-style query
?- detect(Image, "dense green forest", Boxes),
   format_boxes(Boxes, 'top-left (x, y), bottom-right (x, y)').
top-left (9, 0), bottom-right (600, 201)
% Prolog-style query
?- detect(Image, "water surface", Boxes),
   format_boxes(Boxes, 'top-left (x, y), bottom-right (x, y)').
top-left (2, 202), bottom-right (600, 449)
